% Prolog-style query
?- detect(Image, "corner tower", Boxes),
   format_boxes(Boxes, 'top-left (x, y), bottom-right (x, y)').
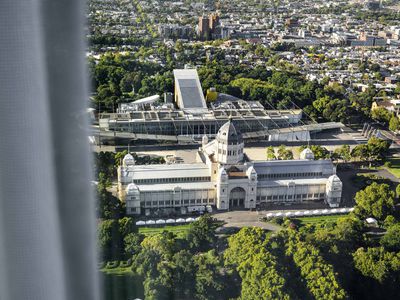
top-left (216, 120), bottom-right (244, 165)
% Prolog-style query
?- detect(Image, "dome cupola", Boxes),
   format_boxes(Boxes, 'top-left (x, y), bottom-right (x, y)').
top-left (215, 120), bottom-right (244, 164)
top-left (300, 148), bottom-right (314, 160)
top-left (123, 153), bottom-right (135, 167)
top-left (216, 119), bottom-right (243, 145)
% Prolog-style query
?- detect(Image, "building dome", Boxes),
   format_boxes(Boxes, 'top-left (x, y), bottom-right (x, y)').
top-left (123, 153), bottom-right (135, 166)
top-left (216, 120), bottom-right (243, 145)
top-left (126, 183), bottom-right (139, 195)
top-left (300, 148), bottom-right (314, 160)
top-left (327, 174), bottom-right (341, 184)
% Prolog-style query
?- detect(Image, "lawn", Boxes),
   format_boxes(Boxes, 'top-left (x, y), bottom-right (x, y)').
top-left (384, 158), bottom-right (400, 178)
top-left (101, 265), bottom-right (134, 275)
top-left (293, 214), bottom-right (344, 226)
top-left (138, 224), bottom-right (191, 236)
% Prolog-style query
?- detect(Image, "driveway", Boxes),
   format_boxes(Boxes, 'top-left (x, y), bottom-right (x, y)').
top-left (214, 210), bottom-right (281, 231)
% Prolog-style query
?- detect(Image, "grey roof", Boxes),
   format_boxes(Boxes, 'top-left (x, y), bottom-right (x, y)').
top-left (179, 80), bottom-right (205, 108)
top-left (136, 181), bottom-right (215, 191)
top-left (253, 159), bottom-right (334, 176)
top-left (174, 69), bottom-right (207, 109)
top-left (257, 178), bottom-right (329, 187)
top-left (122, 163), bottom-right (210, 181)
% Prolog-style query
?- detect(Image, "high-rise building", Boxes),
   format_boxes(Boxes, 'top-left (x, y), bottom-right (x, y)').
top-left (209, 13), bottom-right (219, 32)
top-left (198, 16), bottom-right (210, 40)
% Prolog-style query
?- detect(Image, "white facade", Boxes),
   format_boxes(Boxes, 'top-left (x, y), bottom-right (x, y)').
top-left (119, 121), bottom-right (343, 215)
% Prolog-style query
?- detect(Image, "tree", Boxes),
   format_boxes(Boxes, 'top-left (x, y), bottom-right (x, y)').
top-left (239, 248), bottom-right (291, 300)
top-left (396, 183), bottom-right (400, 198)
top-left (98, 219), bottom-right (122, 261)
top-left (114, 150), bottom-right (128, 168)
top-left (351, 144), bottom-right (370, 162)
top-left (277, 145), bottom-right (293, 160)
top-left (300, 145), bottom-right (330, 160)
top-left (371, 107), bottom-right (392, 125)
top-left (353, 247), bottom-right (400, 283)
top-left (313, 96), bottom-right (351, 123)
top-left (389, 116), bottom-right (400, 132)
top-left (97, 172), bottom-right (124, 219)
top-left (119, 73), bottom-right (136, 93)
top-left (266, 146), bottom-right (276, 160)
top-left (334, 145), bottom-right (351, 162)
top-left (186, 215), bottom-right (219, 252)
top-left (286, 232), bottom-right (348, 300)
top-left (384, 215), bottom-right (397, 228)
top-left (141, 231), bottom-right (179, 259)
top-left (194, 250), bottom-right (226, 300)
top-left (381, 224), bottom-right (400, 252)
top-left (367, 137), bottom-right (390, 161)
top-left (172, 250), bottom-right (197, 298)
top-left (354, 182), bottom-right (396, 222)
top-left (224, 228), bottom-right (291, 300)
top-left (95, 151), bottom-right (116, 179)
top-left (224, 227), bottom-right (269, 267)
top-left (124, 232), bottom-right (144, 257)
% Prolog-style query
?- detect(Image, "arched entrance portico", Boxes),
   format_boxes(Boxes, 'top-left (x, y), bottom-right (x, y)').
top-left (229, 187), bottom-right (246, 209)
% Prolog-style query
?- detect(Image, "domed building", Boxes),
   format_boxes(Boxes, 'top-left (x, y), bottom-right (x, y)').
top-left (119, 120), bottom-right (343, 215)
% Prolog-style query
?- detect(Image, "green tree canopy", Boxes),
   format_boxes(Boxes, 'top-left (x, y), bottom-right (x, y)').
top-left (381, 224), bottom-right (400, 252)
top-left (185, 215), bottom-right (219, 253)
top-left (354, 182), bottom-right (396, 222)
top-left (353, 247), bottom-right (400, 283)
top-left (277, 145), bottom-right (294, 160)
top-left (266, 146), bottom-right (276, 160)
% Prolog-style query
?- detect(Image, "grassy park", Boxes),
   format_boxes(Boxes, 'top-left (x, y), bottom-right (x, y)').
top-left (101, 265), bottom-right (134, 275)
top-left (384, 157), bottom-right (400, 178)
top-left (293, 215), bottom-right (344, 226)
top-left (138, 224), bottom-right (191, 236)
